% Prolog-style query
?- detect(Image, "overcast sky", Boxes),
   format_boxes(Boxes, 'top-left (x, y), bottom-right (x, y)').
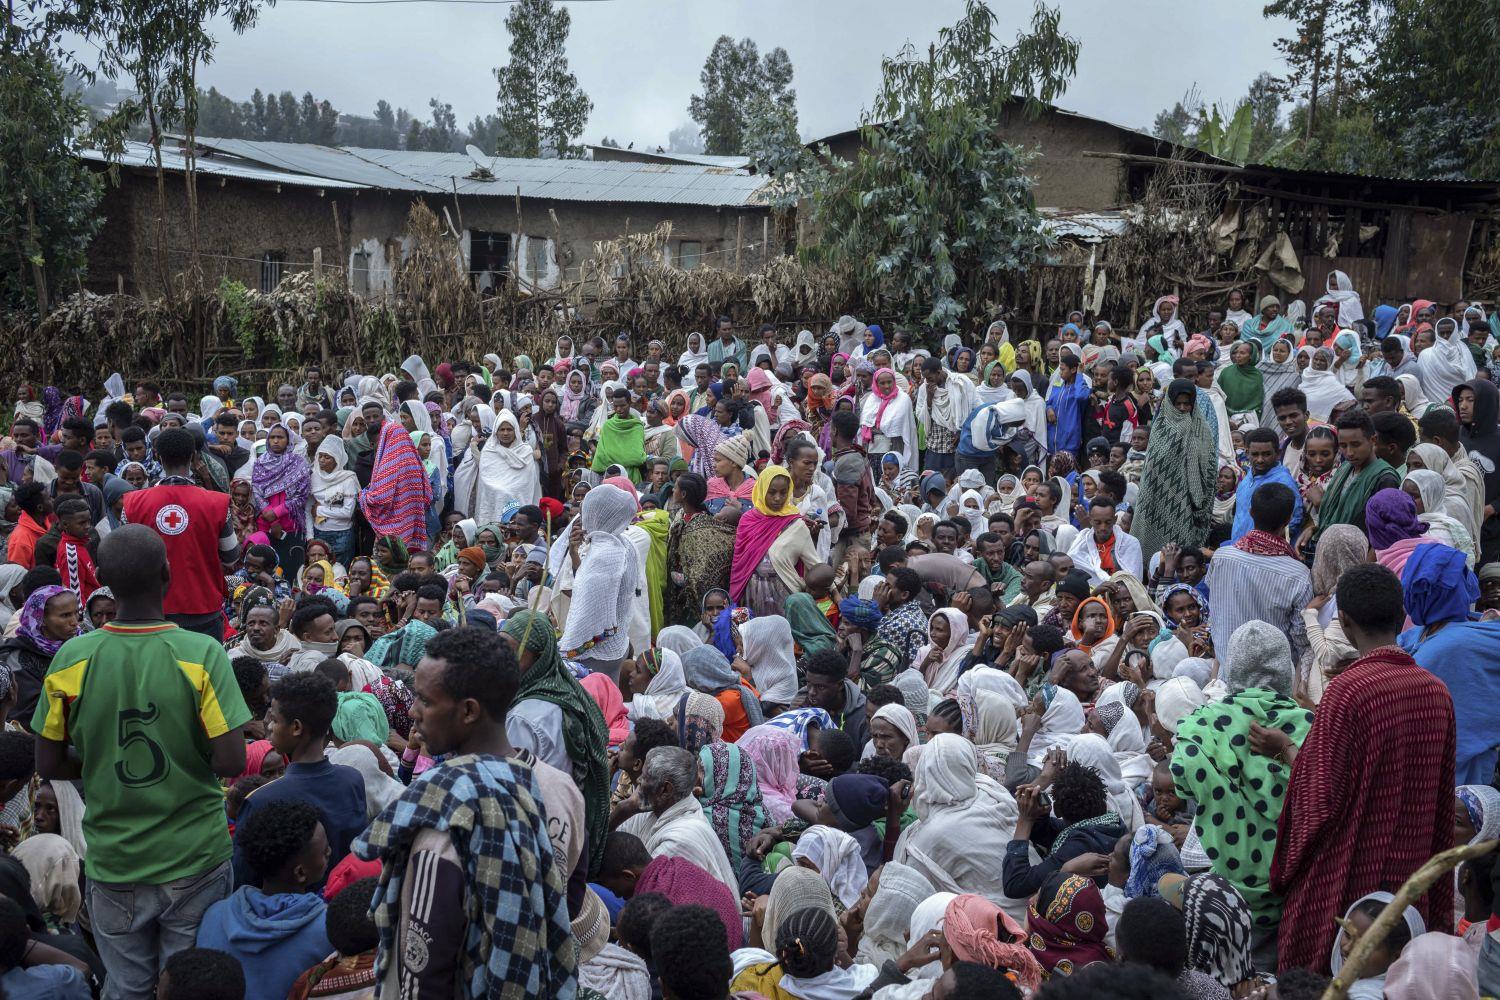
top-left (181, 0), bottom-right (1290, 147)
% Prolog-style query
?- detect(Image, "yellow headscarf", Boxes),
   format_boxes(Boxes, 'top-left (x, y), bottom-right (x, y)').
top-left (751, 464), bottom-right (799, 517)
top-left (305, 559), bottom-right (338, 591)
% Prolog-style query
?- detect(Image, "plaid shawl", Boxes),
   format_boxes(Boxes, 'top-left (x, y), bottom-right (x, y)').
top-left (359, 422), bottom-right (432, 550)
top-left (352, 753), bottom-right (576, 999)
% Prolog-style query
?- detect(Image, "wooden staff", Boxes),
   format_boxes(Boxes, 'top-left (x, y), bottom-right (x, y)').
top-left (1321, 838), bottom-right (1498, 1000)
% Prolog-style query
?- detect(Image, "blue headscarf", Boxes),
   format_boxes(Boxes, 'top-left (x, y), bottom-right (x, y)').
top-left (709, 602), bottom-right (749, 660)
top-left (1373, 304), bottom-right (1399, 340)
top-left (1125, 825), bottom-right (1185, 898)
top-left (1401, 542), bottom-right (1478, 626)
top-left (864, 325), bottom-right (885, 351)
top-left (919, 471), bottom-right (947, 506)
top-left (838, 597), bottom-right (883, 631)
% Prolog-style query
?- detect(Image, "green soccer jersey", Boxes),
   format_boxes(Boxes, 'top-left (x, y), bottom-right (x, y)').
top-left (31, 621), bottom-right (252, 885)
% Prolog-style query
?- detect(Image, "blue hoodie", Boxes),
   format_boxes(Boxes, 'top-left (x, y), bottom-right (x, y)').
top-left (196, 886), bottom-right (331, 1000)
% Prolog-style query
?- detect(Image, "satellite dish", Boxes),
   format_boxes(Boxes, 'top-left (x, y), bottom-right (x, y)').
top-left (465, 144), bottom-right (490, 169)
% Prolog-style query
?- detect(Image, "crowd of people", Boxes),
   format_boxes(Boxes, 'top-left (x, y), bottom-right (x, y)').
top-left (1, 276), bottom-right (1498, 1000)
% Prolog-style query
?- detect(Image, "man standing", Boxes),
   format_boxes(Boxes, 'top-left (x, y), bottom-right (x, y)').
top-left (1230, 427), bottom-right (1303, 543)
top-left (1269, 563), bottom-right (1455, 973)
top-left (1272, 388), bottom-right (1315, 475)
top-left (34, 525), bottom-right (251, 1000)
top-left (121, 428), bottom-right (239, 640)
top-left (706, 315), bottom-right (746, 371)
top-left (7, 483), bottom-right (54, 569)
top-left (1045, 353), bottom-right (1091, 460)
top-left (917, 358), bottom-right (974, 477)
top-left (1206, 483), bottom-right (1311, 663)
top-left (48, 450), bottom-right (107, 526)
top-left (351, 627), bottom-right (576, 998)
top-left (829, 411), bottom-right (876, 565)
top-left (297, 364), bottom-right (336, 411)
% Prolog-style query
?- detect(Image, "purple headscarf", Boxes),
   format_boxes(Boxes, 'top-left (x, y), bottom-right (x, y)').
top-left (41, 387), bottom-right (65, 439)
top-left (250, 423), bottom-right (312, 533)
top-left (1365, 487), bottom-right (1428, 551)
top-left (18, 585), bottom-right (77, 656)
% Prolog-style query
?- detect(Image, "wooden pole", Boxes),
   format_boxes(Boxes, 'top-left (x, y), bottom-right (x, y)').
top-left (735, 215), bottom-right (744, 272)
top-left (1321, 839), bottom-right (1498, 1000)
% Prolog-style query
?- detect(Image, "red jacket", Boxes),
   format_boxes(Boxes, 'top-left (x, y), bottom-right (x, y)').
top-left (123, 484), bottom-right (230, 616)
top-left (6, 511), bottom-right (52, 569)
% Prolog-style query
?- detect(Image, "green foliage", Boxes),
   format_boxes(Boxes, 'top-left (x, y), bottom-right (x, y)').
top-left (1152, 100), bottom-right (1196, 146)
top-left (198, 85), bottom-right (337, 142)
top-left (406, 98), bottom-right (459, 152)
top-left (800, 0), bottom-right (1075, 333)
top-left (218, 276), bottom-right (258, 356)
top-left (1196, 102), bottom-right (1254, 164)
top-left (494, 0), bottom-right (592, 157)
top-left (743, 97), bottom-right (815, 213)
top-left (0, 35), bottom-right (105, 315)
top-left (688, 36), bottom-right (796, 155)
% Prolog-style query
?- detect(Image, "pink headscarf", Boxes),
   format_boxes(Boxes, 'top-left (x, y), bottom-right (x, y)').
top-left (860, 371), bottom-right (902, 446)
top-left (944, 894), bottom-right (1044, 992)
top-left (1383, 931), bottom-right (1480, 1000)
top-left (580, 673), bottom-right (629, 746)
top-left (236, 739), bottom-right (275, 783)
top-left (635, 856), bottom-right (744, 950)
top-left (736, 725), bottom-right (802, 822)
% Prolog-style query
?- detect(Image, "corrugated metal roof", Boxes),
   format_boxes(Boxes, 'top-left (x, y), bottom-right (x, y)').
top-left (1039, 208), bottom-right (1129, 242)
top-left (186, 138), bottom-right (769, 206)
top-left (584, 145), bottom-right (753, 170)
top-left (80, 141), bottom-right (367, 190)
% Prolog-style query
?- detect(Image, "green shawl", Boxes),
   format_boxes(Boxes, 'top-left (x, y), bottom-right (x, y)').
top-left (1169, 687), bottom-right (1312, 928)
top-left (333, 690), bottom-right (392, 745)
top-left (433, 538), bottom-right (459, 572)
top-left (375, 534), bottom-right (409, 577)
top-left (591, 413), bottom-right (647, 477)
top-left (634, 508), bottom-right (671, 635)
top-left (973, 557), bottom-right (1023, 603)
top-left (502, 610), bottom-right (611, 878)
top-left (366, 618), bottom-right (436, 669)
top-left (1130, 397), bottom-right (1218, 559)
top-left (1315, 457), bottom-right (1396, 538)
top-left (1217, 348), bottom-right (1265, 415)
top-left (784, 592), bottom-right (839, 657)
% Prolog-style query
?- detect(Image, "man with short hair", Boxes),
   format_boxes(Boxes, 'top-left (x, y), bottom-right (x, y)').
top-left (1304, 409), bottom-right (1399, 546)
top-left (34, 525), bottom-right (251, 999)
top-left (1230, 427), bottom-right (1303, 542)
top-left (1371, 409), bottom-right (1415, 474)
top-left (795, 648), bottom-right (870, 752)
top-left (1360, 375), bottom-right (1402, 415)
top-left (297, 364), bottom-right (336, 411)
top-left (49, 449), bottom-right (107, 526)
top-left (875, 566), bottom-right (927, 664)
top-left (121, 428), bottom-right (239, 640)
top-left (1420, 406), bottom-right (1485, 544)
top-left (1065, 496), bottom-right (1142, 585)
top-left (609, 745), bottom-right (737, 895)
top-left (1270, 563), bottom-right (1455, 973)
top-left (351, 627), bottom-right (577, 998)
top-left (918, 357), bottom-right (976, 475)
top-left (972, 530), bottom-right (1022, 603)
top-left (706, 315), bottom-right (746, 371)
top-left (8, 482), bottom-right (54, 569)
top-left (1206, 481), bottom-right (1311, 663)
top-left (1272, 387), bottom-right (1316, 475)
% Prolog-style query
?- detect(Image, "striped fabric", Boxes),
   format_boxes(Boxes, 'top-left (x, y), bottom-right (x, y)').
top-left (359, 422), bottom-right (432, 550)
top-left (1202, 546), bottom-right (1312, 663)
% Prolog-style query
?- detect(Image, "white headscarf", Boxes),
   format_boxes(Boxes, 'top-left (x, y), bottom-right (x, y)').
top-left (791, 825), bottom-right (869, 908)
top-left (1330, 891), bottom-right (1425, 993)
top-left (627, 647), bottom-right (686, 720)
top-left (855, 862), bottom-right (934, 967)
top-left (871, 703), bottom-right (919, 750)
top-left (1155, 675), bottom-right (1208, 732)
top-left (1063, 732), bottom-right (1144, 832)
top-left (1396, 372), bottom-right (1431, 418)
top-left (655, 624), bottom-right (702, 658)
top-left (475, 409), bottom-right (540, 521)
top-left (1416, 316), bottom-right (1477, 407)
top-left (310, 436), bottom-right (359, 499)
top-left (0, 563), bottom-right (29, 629)
top-left (893, 734), bottom-right (1026, 921)
top-left (329, 744), bottom-right (406, 821)
top-left (1027, 686), bottom-right (1085, 765)
top-left (1297, 351), bottom-right (1355, 421)
top-left (558, 484), bottom-right (641, 662)
top-left (1008, 369), bottom-right (1049, 449)
top-left (400, 353), bottom-right (437, 397)
top-left (1317, 269), bottom-right (1365, 327)
top-left (677, 332), bottom-right (709, 371)
top-left (740, 615), bottom-right (799, 704)
top-left (915, 607), bottom-right (970, 698)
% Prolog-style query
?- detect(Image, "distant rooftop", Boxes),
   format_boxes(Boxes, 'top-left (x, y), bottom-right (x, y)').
top-left (86, 137), bottom-right (771, 208)
top-left (585, 144), bottom-right (753, 171)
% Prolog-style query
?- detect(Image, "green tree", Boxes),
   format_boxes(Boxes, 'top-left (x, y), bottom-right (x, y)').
top-left (803, 0), bottom-right (1077, 333)
top-left (1262, 0), bottom-right (1371, 141)
top-left (0, 32), bottom-right (104, 314)
top-left (464, 113), bottom-right (509, 155)
top-left (407, 98), bottom-right (459, 152)
top-left (667, 121), bottom-right (704, 154)
top-left (743, 96), bottom-right (812, 212)
top-left (688, 36), bottom-right (796, 155)
top-left (1242, 72), bottom-right (1287, 162)
top-left (1151, 97), bottom-right (1198, 146)
top-left (493, 0), bottom-right (591, 157)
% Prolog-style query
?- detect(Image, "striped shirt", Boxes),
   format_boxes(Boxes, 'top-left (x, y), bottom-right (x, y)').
top-left (1204, 546), bottom-right (1312, 662)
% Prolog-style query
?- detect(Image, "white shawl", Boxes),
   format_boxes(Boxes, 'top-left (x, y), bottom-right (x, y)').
top-left (677, 332), bottom-right (709, 371)
top-left (627, 647), bottom-right (686, 720)
top-left (474, 409), bottom-right (540, 522)
top-left (450, 405), bottom-right (495, 518)
top-left (893, 733), bottom-right (1028, 923)
top-left (741, 615), bottom-right (799, 704)
top-left (1416, 317), bottom-right (1477, 406)
top-left (791, 825), bottom-right (869, 909)
top-left (1297, 364), bottom-right (1355, 422)
top-left (854, 862), bottom-right (935, 967)
top-left (916, 375), bottom-right (977, 435)
top-left (1027, 686), bottom-right (1085, 765)
top-left (859, 388), bottom-right (917, 470)
top-left (639, 795), bottom-right (739, 895)
top-left (1008, 370), bottom-right (1049, 450)
top-left (914, 607), bottom-right (969, 699)
top-left (558, 484), bottom-right (640, 661)
top-left (400, 354), bottom-right (437, 398)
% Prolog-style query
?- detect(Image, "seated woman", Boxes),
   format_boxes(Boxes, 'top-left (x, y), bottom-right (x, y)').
top-left (1024, 871), bottom-right (1114, 981)
top-left (680, 645), bottom-right (763, 742)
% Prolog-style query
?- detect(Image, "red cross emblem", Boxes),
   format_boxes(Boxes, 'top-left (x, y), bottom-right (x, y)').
top-left (155, 504), bottom-right (190, 536)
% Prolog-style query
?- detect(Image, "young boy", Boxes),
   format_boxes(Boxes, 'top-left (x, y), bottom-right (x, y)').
top-left (157, 947), bottom-right (245, 1000)
top-left (288, 876), bottom-right (380, 999)
top-left (804, 563), bottom-right (841, 629)
top-left (197, 800), bottom-right (333, 1000)
top-left (232, 672), bottom-right (366, 888)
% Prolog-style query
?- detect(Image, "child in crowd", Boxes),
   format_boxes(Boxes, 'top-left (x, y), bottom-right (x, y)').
top-left (157, 947), bottom-right (245, 1000)
top-left (197, 800), bottom-right (333, 1000)
top-left (288, 876), bottom-right (380, 999)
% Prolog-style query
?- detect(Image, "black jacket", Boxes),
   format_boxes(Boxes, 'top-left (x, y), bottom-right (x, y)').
top-left (2, 634), bottom-right (56, 726)
top-left (1001, 814), bottom-right (1127, 899)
